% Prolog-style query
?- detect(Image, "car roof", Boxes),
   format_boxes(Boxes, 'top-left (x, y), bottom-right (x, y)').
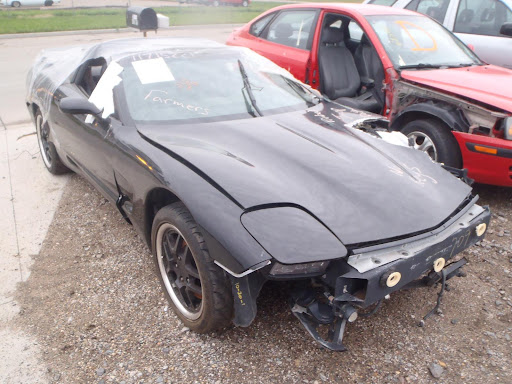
top-left (89, 37), bottom-right (226, 61)
top-left (268, 3), bottom-right (420, 16)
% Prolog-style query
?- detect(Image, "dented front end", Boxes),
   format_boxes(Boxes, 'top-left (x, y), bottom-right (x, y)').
top-left (285, 199), bottom-right (490, 351)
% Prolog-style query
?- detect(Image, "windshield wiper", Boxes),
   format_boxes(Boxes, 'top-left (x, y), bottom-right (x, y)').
top-left (445, 63), bottom-right (480, 68)
top-left (238, 59), bottom-right (263, 117)
top-left (281, 76), bottom-right (323, 106)
top-left (399, 63), bottom-right (445, 70)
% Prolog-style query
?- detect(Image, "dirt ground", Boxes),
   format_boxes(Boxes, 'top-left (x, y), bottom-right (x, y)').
top-left (15, 175), bottom-right (512, 384)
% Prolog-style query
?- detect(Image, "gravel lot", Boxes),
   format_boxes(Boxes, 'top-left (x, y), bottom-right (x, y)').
top-left (15, 175), bottom-right (512, 384)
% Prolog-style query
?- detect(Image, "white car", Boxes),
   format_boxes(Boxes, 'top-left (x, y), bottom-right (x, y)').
top-left (4, 0), bottom-right (60, 6)
top-left (365, 0), bottom-right (512, 68)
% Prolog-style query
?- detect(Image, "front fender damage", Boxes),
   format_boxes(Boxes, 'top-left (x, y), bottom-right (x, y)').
top-left (391, 80), bottom-right (508, 134)
top-left (288, 203), bottom-right (490, 351)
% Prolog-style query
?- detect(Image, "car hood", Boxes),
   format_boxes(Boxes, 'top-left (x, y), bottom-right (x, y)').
top-left (139, 104), bottom-right (472, 246)
top-left (401, 65), bottom-right (512, 113)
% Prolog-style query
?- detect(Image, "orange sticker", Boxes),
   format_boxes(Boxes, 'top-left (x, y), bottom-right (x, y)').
top-left (395, 20), bottom-right (438, 52)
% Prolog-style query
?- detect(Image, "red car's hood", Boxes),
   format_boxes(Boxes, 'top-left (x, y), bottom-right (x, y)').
top-left (401, 65), bottom-right (512, 113)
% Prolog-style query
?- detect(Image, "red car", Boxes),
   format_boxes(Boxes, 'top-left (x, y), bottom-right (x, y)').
top-left (227, 3), bottom-right (512, 187)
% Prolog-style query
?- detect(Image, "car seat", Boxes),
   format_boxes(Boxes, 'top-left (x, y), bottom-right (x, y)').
top-left (318, 26), bottom-right (381, 113)
top-left (273, 23), bottom-right (293, 46)
top-left (456, 9), bottom-right (475, 33)
top-left (426, 6), bottom-right (442, 22)
top-left (354, 34), bottom-right (385, 109)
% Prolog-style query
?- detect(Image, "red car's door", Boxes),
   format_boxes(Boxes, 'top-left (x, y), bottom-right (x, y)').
top-left (229, 9), bottom-right (320, 83)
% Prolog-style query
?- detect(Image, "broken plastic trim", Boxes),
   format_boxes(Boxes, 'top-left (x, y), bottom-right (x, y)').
top-left (214, 259), bottom-right (270, 278)
top-left (269, 260), bottom-right (329, 277)
top-left (347, 204), bottom-right (484, 273)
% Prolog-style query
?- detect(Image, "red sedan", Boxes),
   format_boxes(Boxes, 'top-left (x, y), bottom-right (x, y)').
top-left (227, 4), bottom-right (512, 187)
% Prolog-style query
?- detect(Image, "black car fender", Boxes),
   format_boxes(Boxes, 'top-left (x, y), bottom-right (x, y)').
top-left (127, 135), bottom-right (272, 276)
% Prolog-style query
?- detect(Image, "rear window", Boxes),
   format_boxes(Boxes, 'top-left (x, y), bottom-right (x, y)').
top-left (264, 10), bottom-right (317, 50)
top-left (250, 13), bottom-right (275, 37)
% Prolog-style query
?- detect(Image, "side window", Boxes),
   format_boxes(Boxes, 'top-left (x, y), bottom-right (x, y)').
top-left (75, 58), bottom-right (107, 97)
top-left (407, 0), bottom-right (450, 23)
top-left (454, 0), bottom-right (512, 36)
top-left (348, 21), bottom-right (364, 42)
top-left (368, 0), bottom-right (398, 5)
top-left (264, 10), bottom-right (317, 50)
top-left (250, 13), bottom-right (275, 37)
top-left (405, 1), bottom-right (419, 10)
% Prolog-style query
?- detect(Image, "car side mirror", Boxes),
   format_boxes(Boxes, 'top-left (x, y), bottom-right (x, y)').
top-left (59, 97), bottom-right (102, 116)
top-left (500, 22), bottom-right (512, 37)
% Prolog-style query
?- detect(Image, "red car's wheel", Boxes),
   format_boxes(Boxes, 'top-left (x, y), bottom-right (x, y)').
top-left (402, 119), bottom-right (462, 168)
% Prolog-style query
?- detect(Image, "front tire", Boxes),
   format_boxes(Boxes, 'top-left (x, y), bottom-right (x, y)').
top-left (12, 1), bottom-right (21, 7)
top-left (152, 202), bottom-right (233, 333)
top-left (401, 119), bottom-right (462, 168)
top-left (242, 0), bottom-right (248, 6)
top-left (35, 110), bottom-right (70, 175)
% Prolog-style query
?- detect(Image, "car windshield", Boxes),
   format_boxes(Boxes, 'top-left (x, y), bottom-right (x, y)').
top-left (118, 48), bottom-right (320, 124)
top-left (366, 15), bottom-right (482, 69)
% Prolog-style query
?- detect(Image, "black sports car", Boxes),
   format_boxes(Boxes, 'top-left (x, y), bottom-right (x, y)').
top-left (26, 37), bottom-right (490, 351)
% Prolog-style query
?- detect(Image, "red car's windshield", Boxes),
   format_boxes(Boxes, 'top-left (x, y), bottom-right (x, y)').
top-left (366, 14), bottom-right (482, 69)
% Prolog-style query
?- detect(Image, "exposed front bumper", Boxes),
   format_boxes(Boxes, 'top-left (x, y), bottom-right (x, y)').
top-left (454, 131), bottom-right (512, 187)
top-left (325, 204), bottom-right (490, 307)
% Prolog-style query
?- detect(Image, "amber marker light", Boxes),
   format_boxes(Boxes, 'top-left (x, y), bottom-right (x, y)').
top-left (474, 145), bottom-right (498, 155)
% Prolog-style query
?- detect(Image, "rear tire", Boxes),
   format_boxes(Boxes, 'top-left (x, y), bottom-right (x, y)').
top-left (35, 110), bottom-right (70, 175)
top-left (242, 0), bottom-right (248, 6)
top-left (213, 0), bottom-right (220, 6)
top-left (12, 1), bottom-right (21, 7)
top-left (152, 202), bottom-right (233, 333)
top-left (401, 119), bottom-right (462, 168)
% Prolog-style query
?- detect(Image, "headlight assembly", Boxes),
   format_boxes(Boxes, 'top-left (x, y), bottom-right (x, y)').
top-left (241, 205), bottom-right (347, 267)
top-left (269, 260), bottom-right (330, 277)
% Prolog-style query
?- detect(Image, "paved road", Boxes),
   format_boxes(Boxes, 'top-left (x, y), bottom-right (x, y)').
top-left (0, 24), bottom-right (239, 126)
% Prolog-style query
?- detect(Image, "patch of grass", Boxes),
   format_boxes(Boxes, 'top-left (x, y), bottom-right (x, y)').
top-left (0, 8), bottom-right (127, 34)
top-left (0, 1), bottom-right (364, 34)
top-left (0, 3), bottom-right (284, 34)
top-left (152, 3), bottom-right (285, 25)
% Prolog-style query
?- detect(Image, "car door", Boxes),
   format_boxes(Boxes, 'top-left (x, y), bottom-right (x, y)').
top-left (52, 58), bottom-right (120, 199)
top-left (248, 9), bottom-right (320, 83)
top-left (445, 0), bottom-right (512, 68)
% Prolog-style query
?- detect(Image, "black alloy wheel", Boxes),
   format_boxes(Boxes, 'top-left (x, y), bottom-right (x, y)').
top-left (152, 202), bottom-right (233, 332)
top-left (35, 110), bottom-right (69, 175)
top-left (158, 224), bottom-right (203, 319)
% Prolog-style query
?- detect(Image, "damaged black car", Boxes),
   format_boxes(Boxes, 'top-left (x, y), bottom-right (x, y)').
top-left (26, 38), bottom-right (490, 351)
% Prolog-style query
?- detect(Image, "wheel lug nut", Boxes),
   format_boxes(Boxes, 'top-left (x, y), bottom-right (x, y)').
top-left (175, 263), bottom-right (178, 268)
top-left (180, 277), bottom-right (184, 281)
top-left (186, 278), bottom-right (189, 283)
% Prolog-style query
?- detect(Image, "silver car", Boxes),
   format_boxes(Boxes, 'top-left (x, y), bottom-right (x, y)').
top-left (3, 0), bottom-right (60, 7)
top-left (365, 0), bottom-right (512, 68)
